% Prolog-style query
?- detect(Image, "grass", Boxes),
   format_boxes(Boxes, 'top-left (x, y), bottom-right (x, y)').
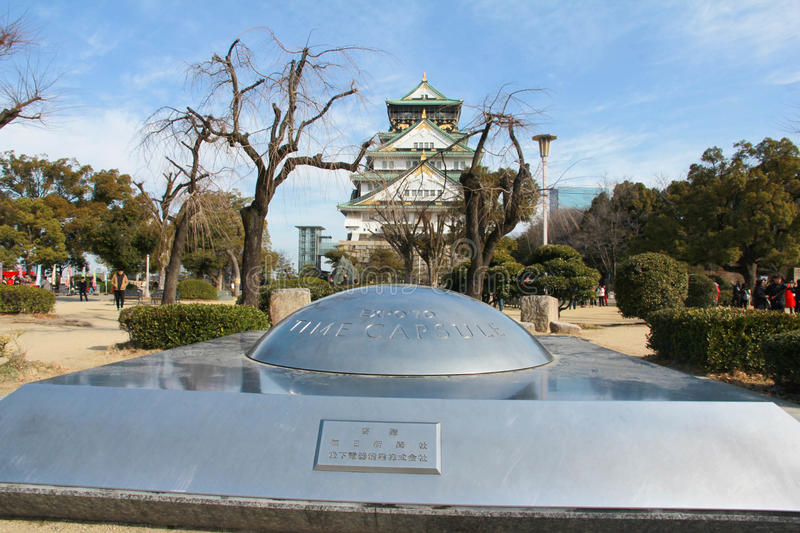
top-left (0, 334), bottom-right (61, 381)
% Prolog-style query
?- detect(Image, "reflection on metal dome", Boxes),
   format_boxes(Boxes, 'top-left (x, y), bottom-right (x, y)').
top-left (247, 285), bottom-right (553, 376)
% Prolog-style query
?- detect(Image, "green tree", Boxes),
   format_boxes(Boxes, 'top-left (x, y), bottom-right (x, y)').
top-left (323, 247), bottom-right (356, 269)
top-left (577, 181), bottom-right (659, 286)
top-left (367, 248), bottom-right (403, 276)
top-left (634, 138), bottom-right (800, 288)
top-left (521, 244), bottom-right (599, 311)
top-left (90, 195), bottom-right (158, 272)
top-left (0, 152), bottom-right (138, 268)
top-left (0, 196), bottom-right (68, 265)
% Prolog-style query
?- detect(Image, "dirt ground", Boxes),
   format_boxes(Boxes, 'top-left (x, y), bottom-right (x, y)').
top-left (503, 302), bottom-right (653, 357)
top-left (0, 296), bottom-right (785, 532)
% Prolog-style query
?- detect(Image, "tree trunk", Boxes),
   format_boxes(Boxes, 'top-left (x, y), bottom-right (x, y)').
top-left (162, 208), bottom-right (190, 305)
top-left (403, 255), bottom-right (414, 284)
top-left (239, 205), bottom-right (265, 307)
top-left (158, 266), bottom-right (166, 290)
top-left (745, 262), bottom-right (758, 291)
top-left (226, 249), bottom-right (241, 297)
top-left (465, 255), bottom-right (484, 299)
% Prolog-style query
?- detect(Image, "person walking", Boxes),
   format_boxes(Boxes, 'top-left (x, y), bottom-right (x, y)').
top-left (77, 276), bottom-right (89, 302)
top-left (110, 269), bottom-right (129, 310)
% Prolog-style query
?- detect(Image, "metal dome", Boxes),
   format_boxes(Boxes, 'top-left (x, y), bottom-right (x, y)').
top-left (247, 285), bottom-right (553, 376)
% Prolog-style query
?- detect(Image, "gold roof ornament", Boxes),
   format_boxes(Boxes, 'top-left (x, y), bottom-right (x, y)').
top-left (422, 72), bottom-right (427, 82)
top-left (420, 150), bottom-right (427, 161)
top-left (421, 108), bottom-right (427, 119)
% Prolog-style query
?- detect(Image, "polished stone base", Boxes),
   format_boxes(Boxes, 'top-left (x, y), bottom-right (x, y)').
top-left (1, 484), bottom-right (799, 533)
top-left (0, 332), bottom-right (798, 531)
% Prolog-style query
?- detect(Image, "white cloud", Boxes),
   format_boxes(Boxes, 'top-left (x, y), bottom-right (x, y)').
top-left (0, 108), bottom-right (143, 174)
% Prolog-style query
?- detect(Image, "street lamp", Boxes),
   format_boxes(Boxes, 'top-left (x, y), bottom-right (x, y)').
top-left (532, 134), bottom-right (557, 245)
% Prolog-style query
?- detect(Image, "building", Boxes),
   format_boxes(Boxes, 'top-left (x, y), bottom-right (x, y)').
top-left (337, 75), bottom-right (471, 265)
top-left (296, 226), bottom-right (335, 271)
top-left (549, 186), bottom-right (607, 212)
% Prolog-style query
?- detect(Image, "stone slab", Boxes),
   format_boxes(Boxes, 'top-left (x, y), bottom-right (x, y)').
top-left (550, 320), bottom-right (581, 334)
top-left (0, 485), bottom-right (798, 533)
top-left (269, 288), bottom-right (311, 324)
top-left (1, 333), bottom-right (799, 530)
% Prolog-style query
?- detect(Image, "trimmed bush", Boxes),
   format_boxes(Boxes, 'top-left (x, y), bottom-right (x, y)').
top-left (253, 277), bottom-right (334, 314)
top-left (760, 330), bottom-right (800, 388)
top-left (0, 285), bottom-right (56, 314)
top-left (119, 303), bottom-right (269, 349)
top-left (647, 307), bottom-right (800, 372)
top-left (685, 273), bottom-right (717, 308)
top-left (615, 252), bottom-right (687, 319)
top-left (177, 279), bottom-right (218, 300)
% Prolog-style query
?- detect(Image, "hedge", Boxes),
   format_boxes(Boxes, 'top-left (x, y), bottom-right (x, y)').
top-left (177, 279), bottom-right (217, 300)
top-left (760, 331), bottom-right (800, 388)
top-left (253, 277), bottom-right (334, 314)
top-left (647, 307), bottom-right (800, 373)
top-left (685, 273), bottom-right (717, 308)
top-left (615, 252), bottom-right (688, 320)
top-left (0, 285), bottom-right (56, 314)
top-left (119, 303), bottom-right (269, 349)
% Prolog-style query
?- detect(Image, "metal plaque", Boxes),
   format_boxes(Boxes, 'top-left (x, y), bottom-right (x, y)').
top-left (314, 420), bottom-right (441, 474)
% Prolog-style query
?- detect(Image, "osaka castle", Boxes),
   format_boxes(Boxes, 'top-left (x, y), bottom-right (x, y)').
top-left (337, 75), bottom-right (474, 264)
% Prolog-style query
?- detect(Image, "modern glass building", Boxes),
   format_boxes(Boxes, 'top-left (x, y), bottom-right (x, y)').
top-left (296, 226), bottom-right (335, 271)
top-left (549, 186), bottom-right (607, 211)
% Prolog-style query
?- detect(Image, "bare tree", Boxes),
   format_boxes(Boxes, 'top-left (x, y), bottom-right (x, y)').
top-left (134, 171), bottom-right (183, 290)
top-left (458, 91), bottom-right (541, 298)
top-left (414, 207), bottom-right (459, 287)
top-left (367, 165), bottom-right (460, 284)
top-left (0, 15), bottom-right (56, 129)
top-left (186, 34), bottom-right (372, 306)
top-left (142, 109), bottom-right (218, 304)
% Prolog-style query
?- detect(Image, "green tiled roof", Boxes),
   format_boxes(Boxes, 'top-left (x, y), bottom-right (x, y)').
top-left (375, 119), bottom-right (473, 152)
top-left (386, 98), bottom-right (461, 106)
top-left (338, 203), bottom-right (458, 210)
top-left (339, 162), bottom-right (462, 209)
top-left (398, 79), bottom-right (449, 100)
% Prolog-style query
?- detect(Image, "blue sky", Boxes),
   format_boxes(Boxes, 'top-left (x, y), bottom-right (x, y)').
top-left (1, 0), bottom-right (799, 266)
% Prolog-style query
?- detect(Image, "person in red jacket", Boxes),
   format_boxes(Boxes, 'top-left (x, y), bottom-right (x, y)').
top-left (785, 281), bottom-right (796, 314)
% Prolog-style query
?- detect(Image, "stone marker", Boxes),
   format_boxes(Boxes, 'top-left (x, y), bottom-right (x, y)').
top-left (550, 321), bottom-right (581, 334)
top-left (518, 321), bottom-right (538, 336)
top-left (268, 288), bottom-right (311, 324)
top-left (520, 295), bottom-right (559, 333)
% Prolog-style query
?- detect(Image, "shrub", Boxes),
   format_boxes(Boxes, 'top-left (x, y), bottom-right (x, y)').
top-left (523, 245), bottom-right (600, 310)
top-left (119, 303), bottom-right (269, 349)
top-left (0, 285), bottom-right (56, 314)
top-left (647, 307), bottom-right (800, 372)
top-left (685, 273), bottom-right (717, 308)
top-left (615, 252), bottom-right (687, 319)
top-left (760, 330), bottom-right (800, 388)
top-left (177, 279), bottom-right (218, 300)
top-left (252, 277), bottom-right (334, 315)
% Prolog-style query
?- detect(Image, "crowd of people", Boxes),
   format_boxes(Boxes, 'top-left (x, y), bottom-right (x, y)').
top-left (748, 275), bottom-right (799, 313)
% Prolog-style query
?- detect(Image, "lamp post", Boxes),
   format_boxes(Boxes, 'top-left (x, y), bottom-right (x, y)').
top-left (532, 134), bottom-right (557, 245)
